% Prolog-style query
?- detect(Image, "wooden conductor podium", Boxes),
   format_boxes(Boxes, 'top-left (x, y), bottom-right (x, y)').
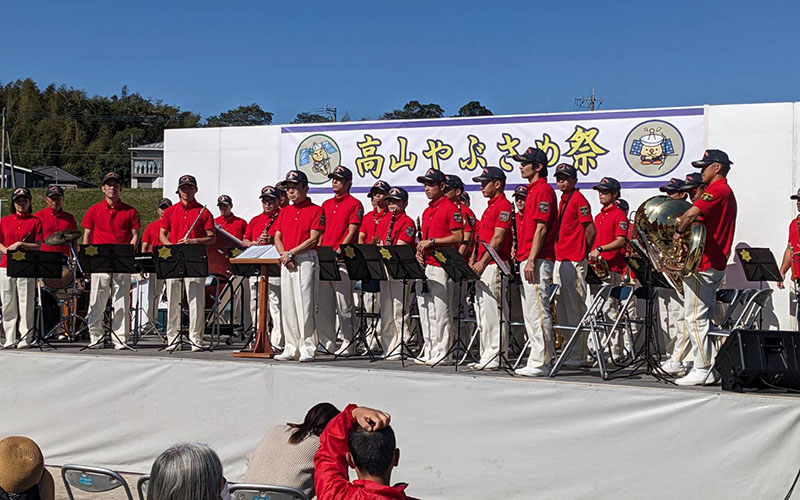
top-left (230, 245), bottom-right (281, 359)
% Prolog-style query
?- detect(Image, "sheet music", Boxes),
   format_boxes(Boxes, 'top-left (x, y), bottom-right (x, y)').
top-left (236, 245), bottom-right (279, 260)
top-left (481, 241), bottom-right (511, 276)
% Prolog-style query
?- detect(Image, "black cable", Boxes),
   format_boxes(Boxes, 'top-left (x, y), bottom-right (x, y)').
top-left (783, 465), bottom-right (800, 500)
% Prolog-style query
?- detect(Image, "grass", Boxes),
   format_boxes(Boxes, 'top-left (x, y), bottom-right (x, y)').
top-left (0, 188), bottom-right (164, 228)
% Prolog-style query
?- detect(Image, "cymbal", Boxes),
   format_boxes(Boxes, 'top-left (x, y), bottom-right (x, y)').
top-left (45, 229), bottom-right (83, 246)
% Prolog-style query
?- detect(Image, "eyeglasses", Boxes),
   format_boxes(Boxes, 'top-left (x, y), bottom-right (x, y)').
top-left (597, 189), bottom-right (612, 195)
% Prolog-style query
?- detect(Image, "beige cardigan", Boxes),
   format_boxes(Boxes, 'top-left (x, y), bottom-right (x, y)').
top-left (243, 424), bottom-right (320, 499)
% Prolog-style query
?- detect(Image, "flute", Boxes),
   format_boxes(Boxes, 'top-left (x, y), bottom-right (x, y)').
top-left (183, 205), bottom-right (207, 241)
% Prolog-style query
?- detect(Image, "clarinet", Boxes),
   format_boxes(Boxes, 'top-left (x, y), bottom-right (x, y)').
top-left (383, 208), bottom-right (398, 247)
top-left (257, 213), bottom-right (278, 244)
top-left (510, 206), bottom-right (520, 284)
top-left (416, 216), bottom-right (430, 294)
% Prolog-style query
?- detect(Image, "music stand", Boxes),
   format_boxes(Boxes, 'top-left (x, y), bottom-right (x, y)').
top-left (7, 250), bottom-right (63, 350)
top-left (132, 252), bottom-right (161, 345)
top-left (338, 244), bottom-right (386, 361)
top-left (153, 244), bottom-right (209, 352)
top-left (429, 246), bottom-right (479, 369)
top-left (381, 244), bottom-right (425, 366)
top-left (737, 247), bottom-right (781, 329)
top-left (316, 246), bottom-right (341, 282)
top-left (586, 264), bottom-right (605, 286)
top-left (78, 244), bottom-right (137, 351)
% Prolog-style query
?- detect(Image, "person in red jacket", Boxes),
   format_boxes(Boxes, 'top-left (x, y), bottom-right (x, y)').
top-left (314, 404), bottom-right (415, 500)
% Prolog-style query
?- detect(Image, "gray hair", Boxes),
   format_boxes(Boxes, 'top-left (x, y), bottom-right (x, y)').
top-left (147, 443), bottom-right (223, 500)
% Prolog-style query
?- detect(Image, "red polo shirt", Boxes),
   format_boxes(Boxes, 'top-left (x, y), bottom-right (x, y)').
top-left (516, 178), bottom-right (557, 262)
top-left (320, 193), bottom-right (363, 250)
top-left (788, 216), bottom-right (800, 279)
top-left (161, 200), bottom-right (214, 244)
top-left (275, 198), bottom-right (325, 249)
top-left (477, 193), bottom-right (513, 263)
top-left (420, 195), bottom-right (463, 267)
top-left (82, 200), bottom-right (140, 245)
top-left (555, 189), bottom-right (593, 262)
top-left (360, 208), bottom-right (389, 243)
top-left (215, 214), bottom-right (247, 241)
top-left (141, 219), bottom-right (163, 249)
top-left (375, 211), bottom-right (416, 246)
top-left (594, 204), bottom-right (629, 273)
top-left (245, 211), bottom-right (280, 244)
top-left (35, 207), bottom-right (77, 255)
top-left (693, 178), bottom-right (737, 271)
top-left (0, 213), bottom-right (44, 268)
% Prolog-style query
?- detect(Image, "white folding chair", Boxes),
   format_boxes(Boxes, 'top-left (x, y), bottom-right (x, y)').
top-left (551, 284), bottom-right (613, 378)
top-left (512, 283), bottom-right (559, 369)
top-left (229, 483), bottom-right (309, 500)
top-left (61, 464), bottom-right (134, 500)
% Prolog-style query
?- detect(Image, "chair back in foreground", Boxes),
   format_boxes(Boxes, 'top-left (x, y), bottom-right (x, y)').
top-left (136, 474), bottom-right (150, 500)
top-left (229, 483), bottom-right (310, 500)
top-left (61, 464), bottom-right (134, 500)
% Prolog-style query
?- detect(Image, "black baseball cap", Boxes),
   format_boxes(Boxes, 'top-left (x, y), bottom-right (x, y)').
top-left (275, 180), bottom-right (288, 193)
top-left (659, 177), bottom-right (686, 193)
top-left (260, 186), bottom-right (279, 200)
top-left (11, 187), bottom-right (31, 201)
top-left (616, 199), bottom-right (629, 213)
top-left (554, 163), bottom-right (577, 179)
top-left (328, 165), bottom-right (353, 181)
top-left (178, 174), bottom-right (198, 188)
top-left (368, 180), bottom-right (391, 198)
top-left (593, 177), bottom-right (621, 192)
top-left (284, 170), bottom-right (309, 185)
top-left (444, 174), bottom-right (464, 191)
top-left (513, 185), bottom-right (528, 199)
top-left (386, 186), bottom-right (409, 202)
top-left (791, 188), bottom-right (800, 200)
top-left (416, 168), bottom-right (447, 184)
top-left (681, 173), bottom-right (706, 191)
top-left (512, 147), bottom-right (548, 165)
top-left (472, 166), bottom-right (506, 183)
top-left (46, 185), bottom-right (64, 198)
top-left (217, 194), bottom-right (233, 206)
top-left (691, 149), bottom-right (733, 168)
top-left (102, 171), bottom-right (121, 185)
top-left (158, 198), bottom-right (173, 209)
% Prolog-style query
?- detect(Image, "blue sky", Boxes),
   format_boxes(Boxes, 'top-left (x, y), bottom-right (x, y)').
top-left (1, 0), bottom-right (798, 123)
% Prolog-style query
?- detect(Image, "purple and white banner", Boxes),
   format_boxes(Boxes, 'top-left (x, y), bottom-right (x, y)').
top-left (280, 107), bottom-right (705, 192)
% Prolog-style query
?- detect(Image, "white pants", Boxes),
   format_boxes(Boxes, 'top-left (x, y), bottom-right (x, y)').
top-left (554, 260), bottom-right (588, 361)
top-left (520, 259), bottom-right (554, 368)
top-left (231, 276), bottom-right (251, 332)
top-left (146, 275), bottom-right (165, 328)
top-left (379, 278), bottom-right (409, 355)
top-left (416, 265), bottom-right (454, 362)
top-left (165, 277), bottom-right (206, 346)
top-left (790, 280), bottom-right (798, 331)
top-left (316, 264), bottom-right (355, 351)
top-left (0, 268), bottom-right (35, 346)
top-left (249, 276), bottom-right (282, 346)
top-left (682, 269), bottom-right (725, 369)
top-left (657, 287), bottom-right (687, 361)
top-left (87, 273), bottom-right (131, 347)
top-left (281, 251), bottom-right (318, 359)
top-left (474, 263), bottom-right (509, 365)
top-left (600, 271), bottom-right (631, 357)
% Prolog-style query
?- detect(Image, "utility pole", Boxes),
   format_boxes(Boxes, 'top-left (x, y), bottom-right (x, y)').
top-left (574, 86), bottom-right (603, 111)
top-left (319, 105), bottom-right (337, 122)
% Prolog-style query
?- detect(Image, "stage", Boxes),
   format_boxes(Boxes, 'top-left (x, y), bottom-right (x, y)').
top-left (3, 341), bottom-right (800, 500)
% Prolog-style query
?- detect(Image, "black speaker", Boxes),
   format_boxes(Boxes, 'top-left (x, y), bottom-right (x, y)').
top-left (715, 330), bottom-right (800, 393)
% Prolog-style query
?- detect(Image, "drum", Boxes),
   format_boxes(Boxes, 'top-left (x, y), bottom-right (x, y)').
top-left (42, 266), bottom-right (74, 290)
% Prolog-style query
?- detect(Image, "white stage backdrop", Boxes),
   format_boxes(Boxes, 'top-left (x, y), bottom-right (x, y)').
top-left (280, 107), bottom-right (705, 192)
top-left (4, 351), bottom-right (800, 500)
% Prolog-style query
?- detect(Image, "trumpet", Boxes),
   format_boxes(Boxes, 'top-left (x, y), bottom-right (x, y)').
top-left (183, 205), bottom-right (207, 241)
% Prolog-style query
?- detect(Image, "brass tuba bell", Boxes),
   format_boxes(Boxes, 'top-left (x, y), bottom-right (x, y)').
top-left (633, 196), bottom-right (706, 295)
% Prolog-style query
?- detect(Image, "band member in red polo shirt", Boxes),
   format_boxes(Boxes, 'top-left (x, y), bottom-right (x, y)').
top-left (244, 186), bottom-right (283, 349)
top-left (588, 177), bottom-right (629, 359)
top-left (778, 188), bottom-right (800, 330)
top-left (215, 194), bottom-right (249, 332)
top-left (552, 163), bottom-right (595, 367)
top-left (359, 181), bottom-right (391, 244)
top-left (469, 167), bottom-right (513, 370)
top-left (375, 187), bottom-right (416, 359)
top-left (215, 195), bottom-right (247, 240)
top-left (443, 175), bottom-right (475, 259)
top-left (274, 170), bottom-right (325, 362)
top-left (673, 149), bottom-right (737, 386)
top-left (159, 174), bottom-right (216, 351)
top-left (0, 188), bottom-right (43, 348)
top-left (512, 148), bottom-right (557, 377)
top-left (415, 168), bottom-right (464, 365)
top-left (35, 185), bottom-right (78, 257)
top-left (140, 197), bottom-right (172, 332)
top-left (317, 166), bottom-right (363, 355)
top-left (82, 172), bottom-right (141, 349)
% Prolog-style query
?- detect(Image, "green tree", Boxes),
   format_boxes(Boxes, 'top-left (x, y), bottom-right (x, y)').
top-left (205, 103), bottom-right (273, 127)
top-left (381, 100), bottom-right (444, 120)
top-left (456, 101), bottom-right (493, 117)
top-left (291, 112), bottom-right (333, 124)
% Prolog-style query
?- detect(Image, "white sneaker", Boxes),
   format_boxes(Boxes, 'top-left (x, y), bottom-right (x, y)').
top-left (298, 354), bottom-right (315, 362)
top-left (413, 357), bottom-right (429, 365)
top-left (430, 357), bottom-right (453, 366)
top-left (191, 346), bottom-right (203, 352)
top-left (274, 352), bottom-right (295, 361)
top-left (675, 367), bottom-right (717, 386)
top-left (87, 341), bottom-right (104, 350)
top-left (335, 344), bottom-right (353, 357)
top-left (515, 365), bottom-right (551, 377)
top-left (660, 359), bottom-right (685, 376)
top-left (114, 344), bottom-right (128, 351)
top-left (16, 341), bottom-right (33, 349)
top-left (383, 353), bottom-right (402, 361)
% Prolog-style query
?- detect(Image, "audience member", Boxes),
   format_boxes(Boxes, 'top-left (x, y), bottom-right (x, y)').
top-left (314, 404), bottom-right (415, 500)
top-left (0, 436), bottom-right (55, 500)
top-left (244, 402), bottom-right (339, 498)
top-left (147, 443), bottom-right (228, 500)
